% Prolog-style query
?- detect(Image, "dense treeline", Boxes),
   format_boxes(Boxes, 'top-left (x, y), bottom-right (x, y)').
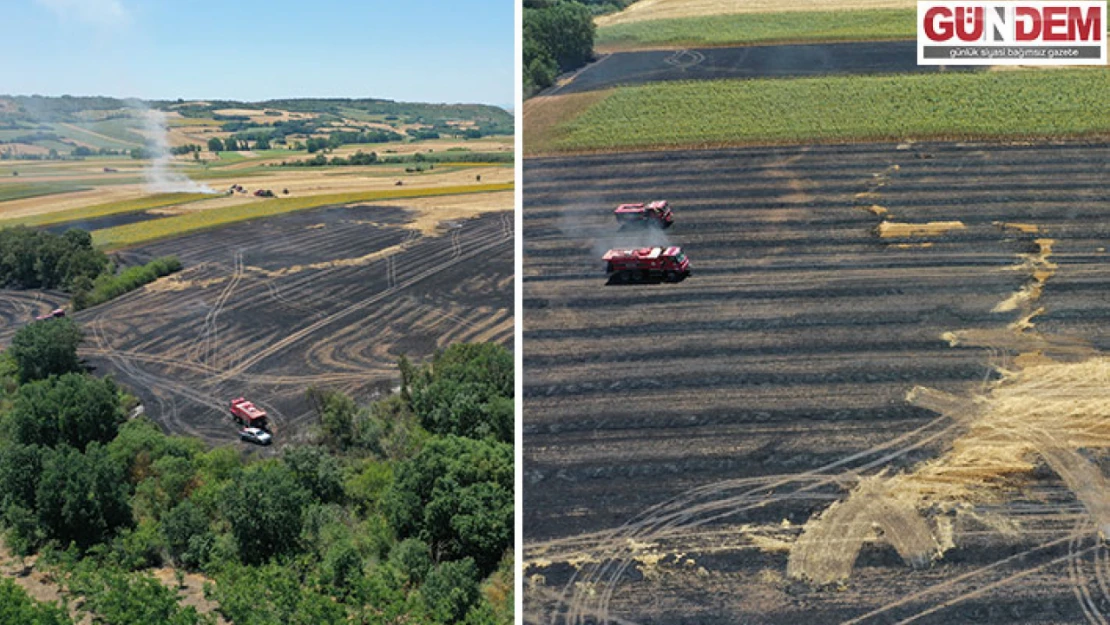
top-left (0, 227), bottom-right (183, 311)
top-left (0, 326), bottom-right (514, 625)
top-left (0, 228), bottom-right (108, 291)
top-left (282, 150), bottom-right (513, 168)
top-left (524, 1), bottom-right (597, 96)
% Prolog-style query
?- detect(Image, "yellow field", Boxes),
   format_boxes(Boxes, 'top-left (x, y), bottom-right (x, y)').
top-left (0, 193), bottom-right (216, 228)
top-left (365, 190), bottom-right (514, 235)
top-left (596, 0), bottom-right (915, 26)
top-left (0, 162), bottom-right (512, 220)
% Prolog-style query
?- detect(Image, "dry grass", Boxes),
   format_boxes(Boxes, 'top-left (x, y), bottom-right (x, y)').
top-left (596, 0), bottom-right (915, 26)
top-left (788, 236), bottom-right (1110, 583)
top-left (524, 91), bottom-right (612, 156)
top-left (365, 190), bottom-right (513, 235)
top-left (876, 221), bottom-right (966, 238)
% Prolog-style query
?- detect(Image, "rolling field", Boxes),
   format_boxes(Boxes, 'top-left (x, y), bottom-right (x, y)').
top-left (522, 142), bottom-right (1110, 624)
top-left (1, 201), bottom-right (513, 447)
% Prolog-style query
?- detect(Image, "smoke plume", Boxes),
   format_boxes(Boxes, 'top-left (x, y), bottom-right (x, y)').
top-left (139, 108), bottom-right (216, 194)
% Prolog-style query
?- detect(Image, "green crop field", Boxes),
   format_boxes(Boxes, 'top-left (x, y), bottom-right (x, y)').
top-left (548, 69), bottom-right (1110, 152)
top-left (596, 9), bottom-right (916, 49)
top-left (91, 182), bottom-right (514, 249)
top-left (216, 152), bottom-right (248, 163)
top-left (0, 182), bottom-right (89, 203)
top-left (166, 117), bottom-right (219, 127)
top-left (0, 192), bottom-right (216, 228)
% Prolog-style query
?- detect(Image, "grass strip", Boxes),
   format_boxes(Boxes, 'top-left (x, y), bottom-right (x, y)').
top-left (74, 256), bottom-right (182, 310)
top-left (551, 69), bottom-right (1110, 152)
top-left (0, 182), bottom-right (90, 203)
top-left (91, 182), bottom-right (514, 250)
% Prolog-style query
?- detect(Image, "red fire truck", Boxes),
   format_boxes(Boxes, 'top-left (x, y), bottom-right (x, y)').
top-left (602, 246), bottom-right (690, 281)
top-left (230, 397), bottom-right (269, 430)
top-left (613, 200), bottom-right (673, 227)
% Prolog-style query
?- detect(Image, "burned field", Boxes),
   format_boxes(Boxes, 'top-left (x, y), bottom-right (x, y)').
top-left (553, 41), bottom-right (961, 95)
top-left (523, 143), bottom-right (1110, 624)
top-left (0, 289), bottom-right (69, 345)
top-left (1, 203), bottom-right (513, 446)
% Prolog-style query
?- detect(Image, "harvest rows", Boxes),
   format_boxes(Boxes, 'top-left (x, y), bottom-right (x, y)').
top-left (522, 142), bottom-right (1110, 624)
top-left (1, 204), bottom-right (513, 446)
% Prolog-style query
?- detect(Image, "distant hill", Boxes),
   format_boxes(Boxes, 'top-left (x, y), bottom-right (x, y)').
top-left (0, 95), bottom-right (512, 127)
top-left (0, 95), bottom-right (513, 158)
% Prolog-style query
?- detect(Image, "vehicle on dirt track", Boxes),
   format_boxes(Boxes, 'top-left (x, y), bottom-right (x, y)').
top-left (34, 308), bottom-right (66, 321)
top-left (239, 427), bottom-right (272, 446)
top-left (603, 246), bottom-right (690, 282)
top-left (230, 397), bottom-right (269, 430)
top-left (614, 200), bottom-right (673, 227)
top-left (254, 189), bottom-right (275, 198)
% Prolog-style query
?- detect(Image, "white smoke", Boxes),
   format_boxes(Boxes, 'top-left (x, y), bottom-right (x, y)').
top-left (139, 108), bottom-right (216, 194)
top-left (556, 197), bottom-right (674, 261)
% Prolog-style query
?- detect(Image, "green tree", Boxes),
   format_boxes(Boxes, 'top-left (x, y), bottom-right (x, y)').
top-left (0, 443), bottom-right (43, 513)
top-left (282, 446), bottom-right (345, 505)
top-left (409, 343), bottom-right (514, 443)
top-left (8, 373), bottom-right (125, 450)
top-left (220, 461), bottom-right (309, 565)
top-left (211, 563), bottom-right (348, 625)
top-left (389, 537), bottom-right (433, 585)
top-left (161, 500), bottom-right (213, 570)
top-left (8, 317), bottom-right (82, 383)
top-left (35, 443), bottom-right (132, 549)
top-left (524, 2), bottom-right (595, 73)
top-left (207, 137), bottom-right (224, 152)
top-left (422, 557), bottom-right (481, 623)
top-left (383, 435), bottom-right (512, 575)
top-left (320, 540), bottom-right (364, 598)
top-left (307, 387), bottom-right (357, 450)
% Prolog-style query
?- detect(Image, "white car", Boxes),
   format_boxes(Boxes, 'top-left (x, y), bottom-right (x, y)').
top-left (239, 427), bottom-right (272, 446)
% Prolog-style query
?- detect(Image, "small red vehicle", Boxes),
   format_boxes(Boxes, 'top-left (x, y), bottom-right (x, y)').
top-left (34, 308), bottom-right (66, 321)
top-left (614, 200), bottom-right (673, 227)
top-left (230, 397), bottom-right (269, 430)
top-left (603, 246), bottom-right (690, 282)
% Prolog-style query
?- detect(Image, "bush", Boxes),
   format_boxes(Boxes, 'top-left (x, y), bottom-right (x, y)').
top-left (67, 565), bottom-right (212, 625)
top-left (0, 577), bottom-right (72, 625)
